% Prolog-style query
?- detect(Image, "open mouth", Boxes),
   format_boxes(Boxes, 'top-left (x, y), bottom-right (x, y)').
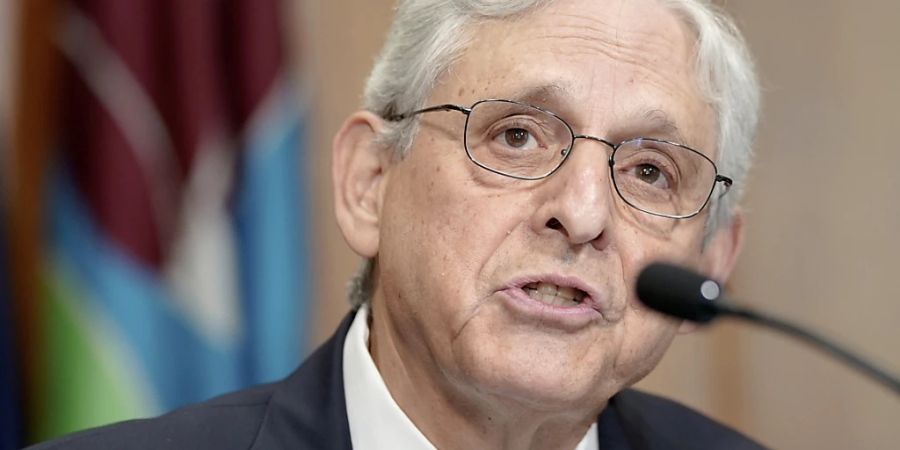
top-left (522, 282), bottom-right (588, 307)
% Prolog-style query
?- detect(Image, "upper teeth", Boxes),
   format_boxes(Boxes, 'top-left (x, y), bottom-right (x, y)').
top-left (523, 282), bottom-right (587, 306)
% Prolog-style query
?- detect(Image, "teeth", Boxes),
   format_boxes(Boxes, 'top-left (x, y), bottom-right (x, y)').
top-left (537, 283), bottom-right (557, 295)
top-left (523, 282), bottom-right (586, 307)
top-left (557, 285), bottom-right (579, 301)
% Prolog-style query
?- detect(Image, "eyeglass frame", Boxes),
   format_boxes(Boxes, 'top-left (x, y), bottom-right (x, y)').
top-left (386, 98), bottom-right (733, 219)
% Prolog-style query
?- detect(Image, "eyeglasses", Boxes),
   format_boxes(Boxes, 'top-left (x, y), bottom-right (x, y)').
top-left (388, 99), bottom-right (732, 219)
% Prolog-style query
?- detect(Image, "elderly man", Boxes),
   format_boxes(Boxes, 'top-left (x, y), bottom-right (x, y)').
top-left (32, 0), bottom-right (764, 448)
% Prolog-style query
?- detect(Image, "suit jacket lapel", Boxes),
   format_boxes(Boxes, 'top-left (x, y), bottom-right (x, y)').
top-left (597, 396), bottom-right (638, 450)
top-left (251, 311), bottom-right (357, 450)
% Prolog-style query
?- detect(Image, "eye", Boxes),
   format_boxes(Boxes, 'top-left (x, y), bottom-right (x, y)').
top-left (632, 163), bottom-right (668, 188)
top-left (615, 147), bottom-right (679, 193)
top-left (494, 126), bottom-right (538, 150)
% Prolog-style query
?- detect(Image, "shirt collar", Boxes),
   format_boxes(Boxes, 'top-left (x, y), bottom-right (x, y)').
top-left (343, 305), bottom-right (599, 450)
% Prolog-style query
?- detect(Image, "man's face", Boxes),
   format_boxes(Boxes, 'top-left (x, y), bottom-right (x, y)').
top-left (371, 0), bottom-right (728, 413)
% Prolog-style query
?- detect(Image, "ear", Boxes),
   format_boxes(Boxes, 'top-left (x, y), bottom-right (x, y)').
top-left (700, 210), bottom-right (745, 283)
top-left (678, 210), bottom-right (745, 334)
top-left (332, 111), bottom-right (391, 258)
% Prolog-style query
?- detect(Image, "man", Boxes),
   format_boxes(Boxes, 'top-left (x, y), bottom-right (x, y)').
top-left (32, 0), bottom-right (763, 448)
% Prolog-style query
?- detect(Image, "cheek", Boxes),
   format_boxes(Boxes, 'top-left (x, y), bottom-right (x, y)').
top-left (418, 154), bottom-right (529, 246)
top-left (379, 153), bottom-right (521, 308)
top-left (612, 308), bottom-right (680, 385)
top-left (617, 220), bottom-right (706, 278)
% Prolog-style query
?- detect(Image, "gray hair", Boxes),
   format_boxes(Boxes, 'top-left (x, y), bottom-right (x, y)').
top-left (349, 0), bottom-right (760, 308)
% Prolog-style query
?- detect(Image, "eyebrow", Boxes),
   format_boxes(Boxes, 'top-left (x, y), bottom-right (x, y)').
top-left (504, 82), bottom-right (576, 106)
top-left (492, 85), bottom-right (695, 146)
top-left (640, 109), bottom-right (687, 143)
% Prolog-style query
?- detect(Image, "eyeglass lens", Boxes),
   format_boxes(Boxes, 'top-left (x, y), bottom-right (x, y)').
top-left (463, 100), bottom-right (718, 217)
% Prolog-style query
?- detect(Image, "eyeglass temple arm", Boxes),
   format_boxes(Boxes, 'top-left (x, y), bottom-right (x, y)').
top-left (715, 174), bottom-right (733, 197)
top-left (386, 104), bottom-right (471, 122)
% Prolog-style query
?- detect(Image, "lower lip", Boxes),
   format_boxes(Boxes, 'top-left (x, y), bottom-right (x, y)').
top-left (497, 287), bottom-right (602, 329)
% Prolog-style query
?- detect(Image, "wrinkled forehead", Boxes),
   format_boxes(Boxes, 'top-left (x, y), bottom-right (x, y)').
top-left (432, 0), bottom-right (714, 151)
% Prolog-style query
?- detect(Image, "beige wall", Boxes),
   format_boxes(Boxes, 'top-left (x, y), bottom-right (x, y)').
top-left (306, 1), bottom-right (900, 449)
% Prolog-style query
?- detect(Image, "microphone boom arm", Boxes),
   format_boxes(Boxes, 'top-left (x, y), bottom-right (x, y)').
top-left (636, 262), bottom-right (900, 397)
top-left (717, 302), bottom-right (900, 396)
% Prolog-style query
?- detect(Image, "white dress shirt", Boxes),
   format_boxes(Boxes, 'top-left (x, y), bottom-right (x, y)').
top-left (343, 304), bottom-right (599, 450)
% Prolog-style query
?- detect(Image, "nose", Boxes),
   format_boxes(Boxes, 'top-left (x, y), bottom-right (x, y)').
top-left (530, 138), bottom-right (614, 250)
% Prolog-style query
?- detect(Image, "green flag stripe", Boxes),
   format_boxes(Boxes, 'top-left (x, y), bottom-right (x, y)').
top-left (35, 260), bottom-right (158, 441)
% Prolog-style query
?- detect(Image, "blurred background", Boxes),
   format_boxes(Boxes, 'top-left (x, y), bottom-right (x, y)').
top-left (1, 0), bottom-right (898, 449)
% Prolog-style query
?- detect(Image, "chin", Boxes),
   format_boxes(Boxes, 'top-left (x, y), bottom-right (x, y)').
top-left (470, 365), bottom-right (605, 414)
top-left (450, 333), bottom-right (611, 413)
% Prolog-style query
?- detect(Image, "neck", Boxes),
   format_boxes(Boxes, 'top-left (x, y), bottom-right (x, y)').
top-left (367, 299), bottom-right (601, 450)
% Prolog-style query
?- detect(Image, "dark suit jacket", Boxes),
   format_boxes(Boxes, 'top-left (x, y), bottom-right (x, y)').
top-left (30, 311), bottom-right (766, 449)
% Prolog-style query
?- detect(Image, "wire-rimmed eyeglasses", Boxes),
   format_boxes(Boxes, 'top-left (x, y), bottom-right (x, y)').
top-left (387, 99), bottom-right (732, 219)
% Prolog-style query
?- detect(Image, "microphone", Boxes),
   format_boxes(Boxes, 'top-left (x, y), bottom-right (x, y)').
top-left (636, 262), bottom-right (900, 396)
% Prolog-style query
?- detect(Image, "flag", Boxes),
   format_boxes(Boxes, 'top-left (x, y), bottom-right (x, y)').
top-left (12, 0), bottom-right (310, 442)
top-left (0, 4), bottom-right (19, 445)
top-left (1, 124), bottom-right (22, 450)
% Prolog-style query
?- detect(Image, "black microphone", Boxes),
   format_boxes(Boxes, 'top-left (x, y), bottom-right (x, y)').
top-left (636, 262), bottom-right (726, 323)
top-left (636, 262), bottom-right (900, 396)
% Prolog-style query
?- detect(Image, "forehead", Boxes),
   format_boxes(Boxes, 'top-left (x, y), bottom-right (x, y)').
top-left (433, 0), bottom-right (713, 149)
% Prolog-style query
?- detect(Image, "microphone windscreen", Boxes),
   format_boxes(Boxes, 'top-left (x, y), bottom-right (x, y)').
top-left (636, 262), bottom-right (722, 323)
